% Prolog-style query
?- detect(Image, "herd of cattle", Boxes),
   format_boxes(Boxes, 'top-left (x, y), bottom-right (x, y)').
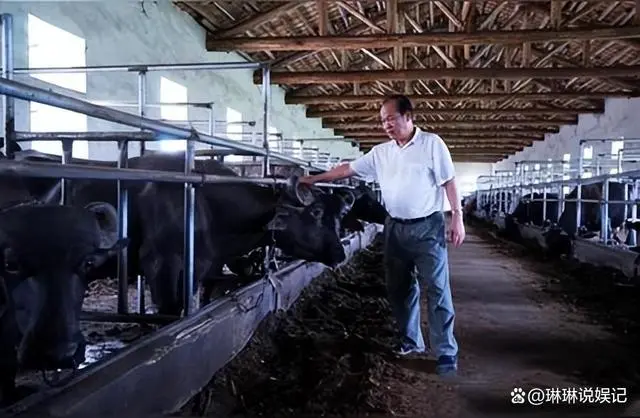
top-left (463, 179), bottom-right (640, 255)
top-left (0, 147), bottom-right (388, 406)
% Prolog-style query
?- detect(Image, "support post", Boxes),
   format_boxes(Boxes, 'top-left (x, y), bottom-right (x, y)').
top-left (261, 65), bottom-right (271, 177)
top-left (138, 70), bottom-right (146, 156)
top-left (601, 178), bottom-right (609, 243)
top-left (631, 180), bottom-right (638, 246)
top-left (117, 139), bottom-right (129, 314)
top-left (1, 14), bottom-right (14, 157)
top-left (183, 137), bottom-right (196, 316)
top-left (576, 142), bottom-right (585, 234)
top-left (60, 140), bottom-right (72, 205)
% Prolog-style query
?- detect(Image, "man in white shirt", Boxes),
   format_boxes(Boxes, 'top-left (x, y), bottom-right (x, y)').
top-left (300, 95), bottom-right (465, 377)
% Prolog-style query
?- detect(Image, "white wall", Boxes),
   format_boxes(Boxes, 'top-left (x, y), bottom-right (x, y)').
top-left (494, 97), bottom-right (640, 172)
top-left (0, 2), bottom-right (361, 162)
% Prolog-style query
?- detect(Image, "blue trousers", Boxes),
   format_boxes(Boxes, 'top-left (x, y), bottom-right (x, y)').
top-left (383, 211), bottom-right (458, 358)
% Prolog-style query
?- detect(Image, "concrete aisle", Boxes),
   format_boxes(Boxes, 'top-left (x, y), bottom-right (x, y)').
top-left (388, 225), bottom-right (635, 417)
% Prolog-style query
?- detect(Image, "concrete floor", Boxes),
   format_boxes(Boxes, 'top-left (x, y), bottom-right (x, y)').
top-left (382, 224), bottom-right (637, 417)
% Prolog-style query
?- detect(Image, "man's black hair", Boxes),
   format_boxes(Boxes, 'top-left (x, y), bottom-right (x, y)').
top-left (382, 94), bottom-right (413, 116)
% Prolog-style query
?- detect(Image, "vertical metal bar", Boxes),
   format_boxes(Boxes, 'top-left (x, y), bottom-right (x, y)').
top-left (137, 275), bottom-right (146, 315)
top-left (1, 14), bottom-right (14, 157)
top-left (117, 139), bottom-right (129, 314)
top-left (576, 181), bottom-right (582, 235)
top-left (208, 103), bottom-right (214, 137)
top-left (601, 179), bottom-right (609, 243)
top-left (543, 185), bottom-right (547, 223)
top-left (138, 71), bottom-right (146, 156)
top-left (632, 180), bottom-right (638, 246)
top-left (183, 138), bottom-right (196, 316)
top-left (261, 65), bottom-right (271, 177)
top-left (558, 184), bottom-right (564, 221)
top-left (60, 140), bottom-right (73, 204)
top-left (624, 182), bottom-right (629, 221)
top-left (618, 149), bottom-right (623, 173)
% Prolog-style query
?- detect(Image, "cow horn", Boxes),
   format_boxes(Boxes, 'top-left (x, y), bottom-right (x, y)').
top-left (286, 176), bottom-right (315, 206)
top-left (84, 202), bottom-right (119, 249)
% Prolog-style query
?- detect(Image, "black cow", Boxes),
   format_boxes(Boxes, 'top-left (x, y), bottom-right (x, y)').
top-left (133, 153), bottom-right (362, 315)
top-left (6, 151), bottom-right (384, 316)
top-left (0, 200), bottom-right (126, 406)
top-left (335, 184), bottom-right (387, 233)
top-left (505, 192), bottom-right (560, 238)
top-left (543, 181), bottom-right (628, 255)
top-left (556, 181), bottom-right (627, 239)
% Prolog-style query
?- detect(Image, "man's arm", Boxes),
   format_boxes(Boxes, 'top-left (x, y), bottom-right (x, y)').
top-left (300, 163), bottom-right (356, 184)
top-left (301, 149), bottom-right (377, 184)
top-left (443, 178), bottom-right (462, 214)
top-left (431, 135), bottom-right (461, 213)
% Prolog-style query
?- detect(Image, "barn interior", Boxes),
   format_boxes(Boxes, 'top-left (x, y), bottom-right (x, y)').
top-left (1, 1), bottom-right (640, 417)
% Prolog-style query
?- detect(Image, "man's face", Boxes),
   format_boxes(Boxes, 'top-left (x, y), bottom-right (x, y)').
top-left (380, 101), bottom-right (411, 140)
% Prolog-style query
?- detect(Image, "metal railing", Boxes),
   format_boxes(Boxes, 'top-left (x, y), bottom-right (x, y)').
top-left (0, 13), bottom-right (377, 320)
top-left (472, 137), bottom-right (640, 246)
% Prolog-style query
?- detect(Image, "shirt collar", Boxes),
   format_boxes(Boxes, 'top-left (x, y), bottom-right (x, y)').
top-left (393, 127), bottom-right (422, 149)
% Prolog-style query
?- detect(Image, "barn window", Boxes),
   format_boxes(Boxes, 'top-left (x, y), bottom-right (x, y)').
top-left (268, 126), bottom-right (280, 153)
top-left (159, 77), bottom-right (188, 151)
top-left (611, 140), bottom-right (624, 160)
top-left (562, 153), bottom-right (570, 174)
top-left (225, 107), bottom-right (243, 162)
top-left (610, 168), bottom-right (619, 174)
top-left (292, 136), bottom-right (303, 158)
top-left (583, 146), bottom-right (593, 160)
top-left (27, 14), bottom-right (88, 158)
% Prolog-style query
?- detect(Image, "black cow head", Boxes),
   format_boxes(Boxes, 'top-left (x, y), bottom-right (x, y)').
top-left (267, 179), bottom-right (356, 267)
top-left (338, 184), bottom-right (387, 233)
top-left (0, 202), bottom-right (126, 373)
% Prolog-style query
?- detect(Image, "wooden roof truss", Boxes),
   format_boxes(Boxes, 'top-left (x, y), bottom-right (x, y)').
top-left (175, 0), bottom-right (640, 163)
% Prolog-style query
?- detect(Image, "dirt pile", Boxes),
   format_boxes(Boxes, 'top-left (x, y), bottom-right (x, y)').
top-left (181, 237), bottom-right (406, 417)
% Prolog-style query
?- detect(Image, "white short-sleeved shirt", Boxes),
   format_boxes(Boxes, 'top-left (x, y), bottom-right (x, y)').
top-left (349, 127), bottom-right (455, 219)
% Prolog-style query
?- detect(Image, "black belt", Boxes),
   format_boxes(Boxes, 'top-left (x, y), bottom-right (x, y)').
top-left (389, 215), bottom-right (429, 225)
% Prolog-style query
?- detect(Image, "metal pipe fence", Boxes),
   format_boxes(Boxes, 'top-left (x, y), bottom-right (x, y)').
top-left (0, 12), bottom-right (377, 322)
top-left (473, 141), bottom-right (640, 246)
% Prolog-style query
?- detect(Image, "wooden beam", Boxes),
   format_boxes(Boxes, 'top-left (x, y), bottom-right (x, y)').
top-left (285, 90), bottom-right (637, 105)
top-left (317, 0), bottom-right (328, 36)
top-left (324, 120), bottom-right (568, 129)
top-left (209, 2), bottom-right (299, 38)
top-left (207, 26), bottom-right (640, 52)
top-left (307, 106), bottom-right (601, 118)
top-left (253, 66), bottom-right (640, 85)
